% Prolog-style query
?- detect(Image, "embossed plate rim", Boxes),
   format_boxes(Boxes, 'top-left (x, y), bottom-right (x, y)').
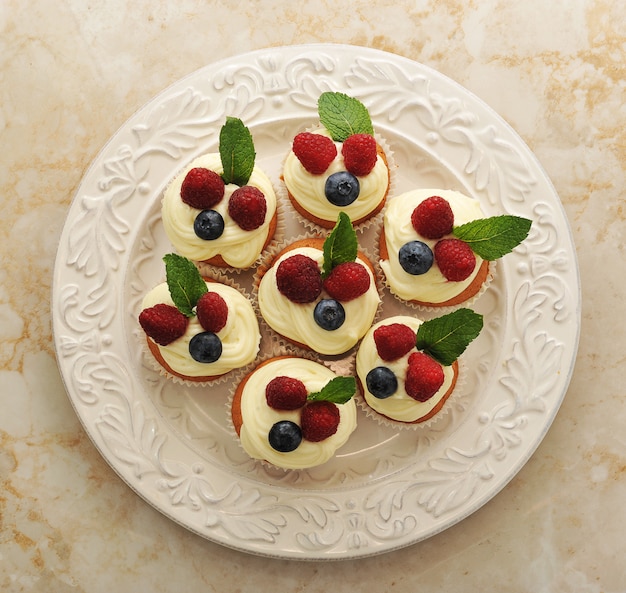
top-left (52, 43), bottom-right (580, 560)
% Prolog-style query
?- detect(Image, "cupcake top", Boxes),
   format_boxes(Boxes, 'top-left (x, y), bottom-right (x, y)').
top-left (283, 92), bottom-right (390, 228)
top-left (162, 117), bottom-right (278, 268)
top-left (139, 254), bottom-right (260, 380)
top-left (380, 189), bottom-right (531, 306)
top-left (234, 356), bottom-right (357, 470)
top-left (257, 213), bottom-right (380, 356)
top-left (356, 309), bottom-right (483, 424)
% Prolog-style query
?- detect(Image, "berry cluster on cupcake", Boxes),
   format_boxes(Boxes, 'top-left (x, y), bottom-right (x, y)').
top-left (282, 92), bottom-right (391, 229)
top-left (380, 189), bottom-right (532, 307)
top-left (231, 356), bottom-right (358, 469)
top-left (257, 212), bottom-right (380, 356)
top-left (162, 117), bottom-right (278, 269)
top-left (356, 308), bottom-right (483, 426)
top-left (138, 254), bottom-right (261, 382)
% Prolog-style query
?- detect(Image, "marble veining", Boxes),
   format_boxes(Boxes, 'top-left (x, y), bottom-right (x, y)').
top-left (1, 1), bottom-right (624, 591)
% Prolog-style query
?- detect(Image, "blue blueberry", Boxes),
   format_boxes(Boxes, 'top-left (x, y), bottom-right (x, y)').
top-left (194, 209), bottom-right (225, 240)
top-left (313, 299), bottom-right (346, 331)
top-left (366, 367), bottom-right (398, 399)
top-left (268, 421), bottom-right (302, 452)
top-left (324, 171), bottom-right (360, 206)
top-left (189, 332), bottom-right (222, 363)
top-left (398, 240), bottom-right (434, 275)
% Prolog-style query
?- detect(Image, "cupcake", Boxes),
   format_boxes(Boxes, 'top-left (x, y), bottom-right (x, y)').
top-left (379, 189), bottom-right (531, 308)
top-left (231, 356), bottom-right (358, 470)
top-left (138, 253), bottom-right (260, 382)
top-left (356, 309), bottom-right (483, 426)
top-left (282, 92), bottom-right (391, 229)
top-left (257, 213), bottom-right (380, 356)
top-left (161, 117), bottom-right (278, 269)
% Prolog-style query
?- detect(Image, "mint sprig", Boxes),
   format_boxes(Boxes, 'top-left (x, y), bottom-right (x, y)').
top-left (322, 212), bottom-right (358, 278)
top-left (416, 308), bottom-right (483, 366)
top-left (318, 92), bottom-right (374, 142)
top-left (163, 253), bottom-right (207, 317)
top-left (307, 376), bottom-right (356, 404)
top-left (219, 116), bottom-right (256, 186)
top-left (453, 215), bottom-right (531, 261)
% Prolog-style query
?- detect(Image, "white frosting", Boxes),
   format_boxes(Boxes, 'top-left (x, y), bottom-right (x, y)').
top-left (257, 246), bottom-right (380, 355)
top-left (380, 189), bottom-right (485, 303)
top-left (238, 358), bottom-right (357, 469)
top-left (356, 316), bottom-right (456, 423)
top-left (141, 281), bottom-right (260, 378)
top-left (162, 153), bottom-right (277, 268)
top-left (283, 129), bottom-right (389, 224)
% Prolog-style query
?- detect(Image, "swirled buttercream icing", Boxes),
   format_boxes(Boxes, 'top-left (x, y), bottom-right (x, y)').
top-left (162, 153), bottom-right (277, 268)
top-left (141, 281), bottom-right (260, 378)
top-left (237, 357), bottom-right (357, 469)
top-left (380, 189), bottom-right (485, 304)
top-left (257, 245), bottom-right (380, 355)
top-left (356, 316), bottom-right (457, 423)
top-left (283, 129), bottom-right (389, 226)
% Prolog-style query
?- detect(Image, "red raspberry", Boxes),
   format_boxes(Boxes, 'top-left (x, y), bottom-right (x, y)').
top-left (300, 401), bottom-right (340, 442)
top-left (434, 238), bottom-right (476, 281)
top-left (292, 132), bottom-right (337, 175)
top-left (322, 261), bottom-right (371, 302)
top-left (196, 291), bottom-right (228, 333)
top-left (373, 323), bottom-right (416, 362)
top-left (180, 167), bottom-right (225, 210)
top-left (341, 133), bottom-right (378, 176)
top-left (228, 186), bottom-right (267, 230)
top-left (139, 303), bottom-right (188, 346)
top-left (405, 352), bottom-right (444, 402)
top-left (411, 196), bottom-right (454, 239)
top-left (265, 376), bottom-right (308, 410)
top-left (275, 254), bottom-right (322, 304)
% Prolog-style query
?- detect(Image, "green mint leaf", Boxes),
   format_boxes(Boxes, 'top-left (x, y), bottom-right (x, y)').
top-left (416, 308), bottom-right (483, 366)
top-left (318, 92), bottom-right (374, 142)
top-left (163, 253), bottom-right (207, 317)
top-left (322, 212), bottom-right (358, 277)
top-left (219, 116), bottom-right (256, 186)
top-left (307, 376), bottom-right (356, 404)
top-left (453, 215), bottom-right (532, 261)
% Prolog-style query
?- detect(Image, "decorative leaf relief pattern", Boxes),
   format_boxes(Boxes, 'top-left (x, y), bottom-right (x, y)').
top-left (57, 284), bottom-right (99, 335)
top-left (132, 88), bottom-right (220, 159)
top-left (362, 444), bottom-right (495, 522)
top-left (66, 349), bottom-right (127, 406)
top-left (67, 147), bottom-right (135, 276)
top-left (284, 54), bottom-right (336, 107)
top-left (98, 400), bottom-right (168, 481)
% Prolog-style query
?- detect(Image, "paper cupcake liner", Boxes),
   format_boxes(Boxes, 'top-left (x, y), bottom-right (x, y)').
top-left (355, 358), bottom-right (468, 431)
top-left (138, 273), bottom-right (266, 389)
top-left (374, 217), bottom-right (497, 314)
top-left (278, 126), bottom-right (396, 235)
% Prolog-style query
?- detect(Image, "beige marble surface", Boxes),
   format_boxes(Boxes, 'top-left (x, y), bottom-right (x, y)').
top-left (1, 1), bottom-right (624, 591)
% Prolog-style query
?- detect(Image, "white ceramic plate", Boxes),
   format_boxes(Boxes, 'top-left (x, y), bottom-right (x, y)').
top-left (52, 44), bottom-right (580, 560)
